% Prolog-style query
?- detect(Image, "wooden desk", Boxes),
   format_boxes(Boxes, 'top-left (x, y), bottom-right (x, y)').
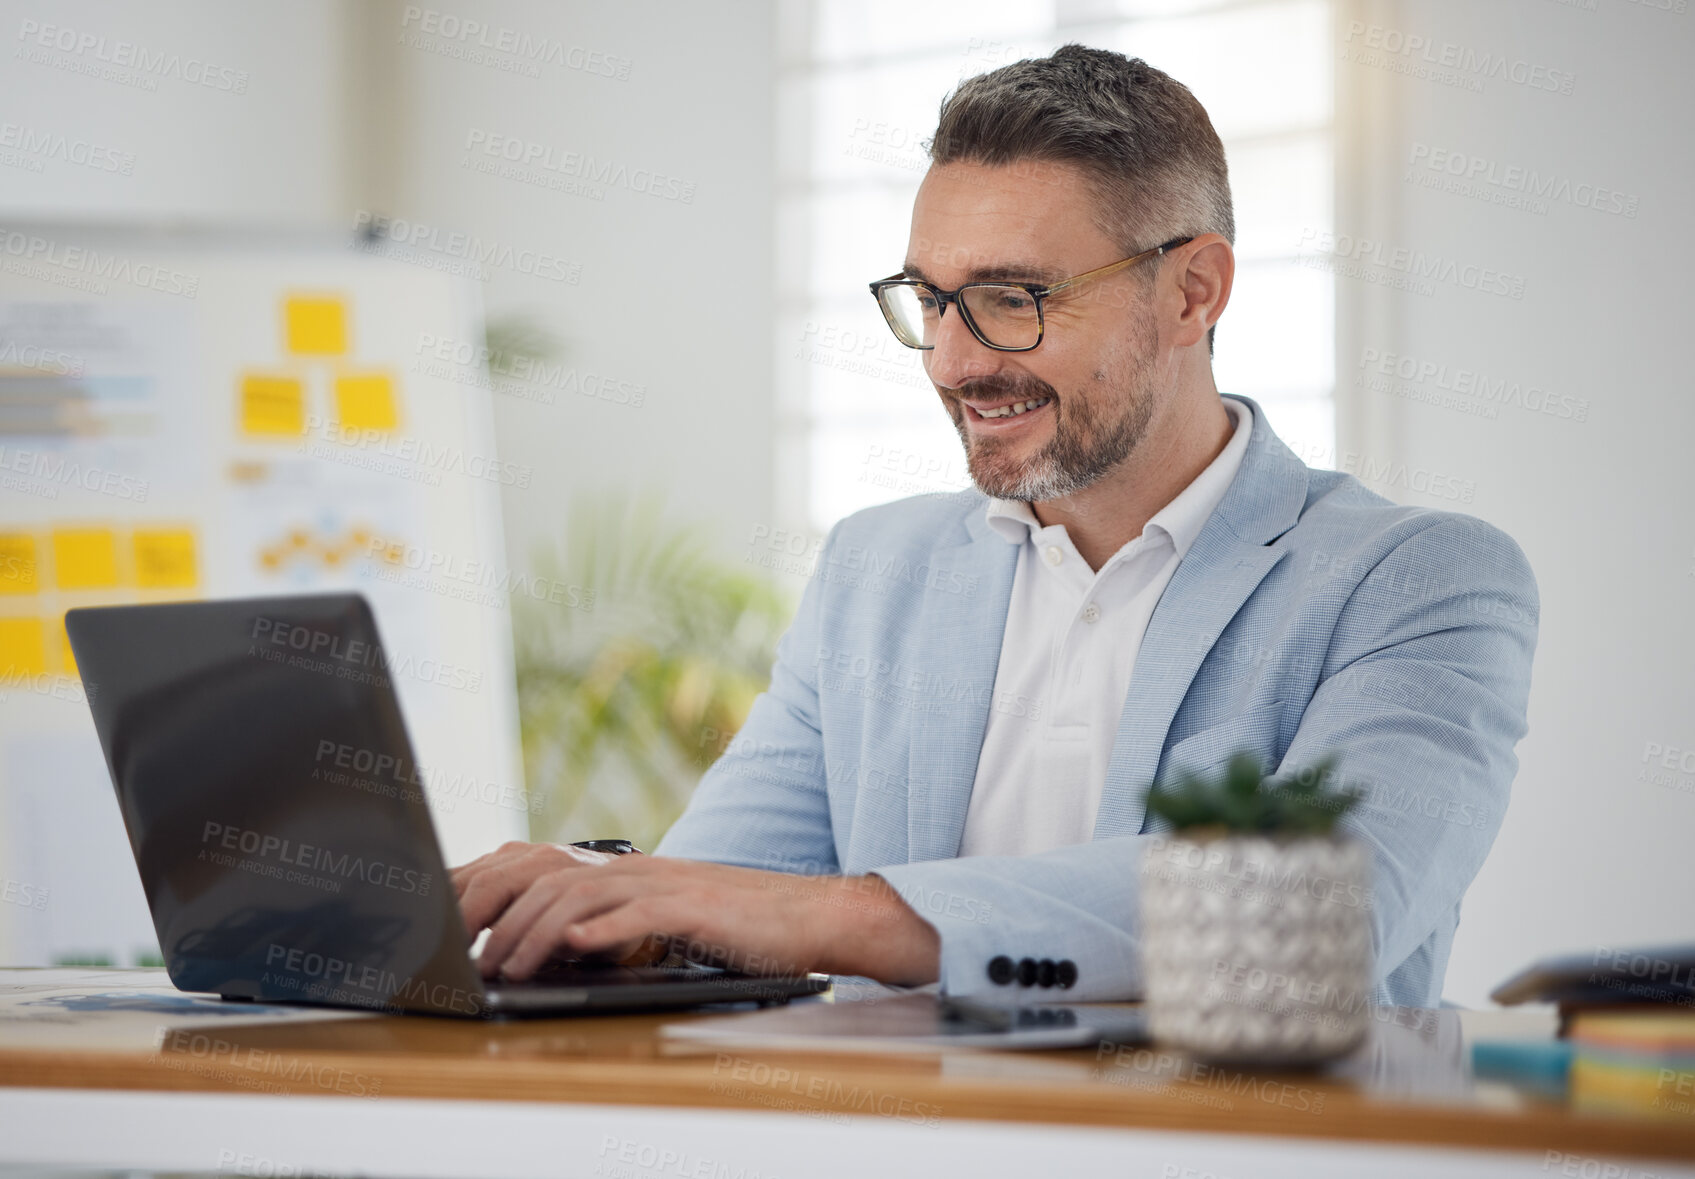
top-left (2, 968), bottom-right (1692, 1178)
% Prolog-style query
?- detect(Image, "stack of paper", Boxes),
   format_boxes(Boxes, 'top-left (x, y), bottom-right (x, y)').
top-left (1566, 1011), bottom-right (1695, 1118)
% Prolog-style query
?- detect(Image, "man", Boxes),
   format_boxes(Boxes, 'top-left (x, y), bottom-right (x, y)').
top-left (452, 46), bottom-right (1537, 1005)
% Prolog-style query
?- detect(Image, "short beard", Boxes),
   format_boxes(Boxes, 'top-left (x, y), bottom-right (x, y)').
top-left (945, 333), bottom-right (1158, 503)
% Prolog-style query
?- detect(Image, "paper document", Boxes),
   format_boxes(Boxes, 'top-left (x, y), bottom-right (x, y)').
top-left (659, 986), bottom-right (1149, 1056)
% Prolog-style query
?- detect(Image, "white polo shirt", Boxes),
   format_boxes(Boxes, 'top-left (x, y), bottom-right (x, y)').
top-left (957, 395), bottom-right (1253, 858)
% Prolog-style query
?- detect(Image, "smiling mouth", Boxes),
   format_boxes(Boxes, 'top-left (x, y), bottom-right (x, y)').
top-left (972, 397), bottom-right (1052, 420)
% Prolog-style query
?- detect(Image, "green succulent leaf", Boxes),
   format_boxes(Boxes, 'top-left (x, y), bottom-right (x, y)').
top-left (1144, 749), bottom-right (1359, 836)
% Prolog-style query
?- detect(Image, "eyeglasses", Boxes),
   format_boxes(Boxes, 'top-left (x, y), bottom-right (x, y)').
top-left (868, 236), bottom-right (1193, 353)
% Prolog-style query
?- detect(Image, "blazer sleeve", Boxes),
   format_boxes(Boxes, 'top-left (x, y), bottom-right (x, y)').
top-left (1288, 514), bottom-right (1538, 979)
top-left (873, 514), bottom-right (1538, 1001)
top-left (653, 525), bottom-right (841, 876)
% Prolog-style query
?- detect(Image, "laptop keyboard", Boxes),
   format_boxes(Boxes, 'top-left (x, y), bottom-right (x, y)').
top-left (485, 961), bottom-right (718, 992)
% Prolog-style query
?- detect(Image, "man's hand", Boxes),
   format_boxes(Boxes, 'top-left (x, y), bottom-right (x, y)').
top-left (452, 840), bottom-right (616, 941)
top-left (451, 840), bottom-right (659, 968)
top-left (450, 842), bottom-right (939, 985)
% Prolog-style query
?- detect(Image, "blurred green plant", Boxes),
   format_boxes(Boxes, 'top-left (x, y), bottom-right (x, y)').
top-left (483, 313), bottom-right (562, 377)
top-left (514, 495), bottom-right (792, 850)
top-left (1144, 752), bottom-right (1359, 837)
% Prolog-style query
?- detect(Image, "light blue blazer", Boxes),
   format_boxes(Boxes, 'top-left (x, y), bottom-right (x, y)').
top-left (657, 395), bottom-right (1538, 1005)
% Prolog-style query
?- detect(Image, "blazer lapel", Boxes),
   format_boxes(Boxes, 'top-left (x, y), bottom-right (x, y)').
top-left (905, 506), bottom-right (1017, 863)
top-left (1090, 536), bottom-right (1286, 837)
top-left (1092, 395), bottom-right (1310, 837)
top-left (900, 395), bottom-right (1310, 856)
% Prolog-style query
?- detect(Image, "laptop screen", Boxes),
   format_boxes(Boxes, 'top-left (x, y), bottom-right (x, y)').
top-left (67, 594), bottom-right (488, 1017)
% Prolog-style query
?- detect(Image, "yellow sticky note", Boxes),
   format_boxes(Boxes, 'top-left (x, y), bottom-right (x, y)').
top-left (285, 296), bottom-right (348, 355)
top-left (0, 617), bottom-right (47, 675)
top-left (240, 374), bottom-right (306, 436)
top-left (334, 373), bottom-right (399, 431)
top-left (134, 529), bottom-right (199, 589)
top-left (52, 528), bottom-right (119, 589)
top-left (0, 533), bottom-right (38, 595)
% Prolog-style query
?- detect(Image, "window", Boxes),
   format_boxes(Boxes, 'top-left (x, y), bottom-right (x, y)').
top-left (776, 0), bottom-right (1336, 538)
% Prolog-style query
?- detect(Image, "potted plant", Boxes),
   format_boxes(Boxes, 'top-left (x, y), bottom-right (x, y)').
top-left (486, 316), bottom-right (795, 852)
top-left (513, 494), bottom-right (791, 850)
top-left (1138, 753), bottom-right (1373, 1066)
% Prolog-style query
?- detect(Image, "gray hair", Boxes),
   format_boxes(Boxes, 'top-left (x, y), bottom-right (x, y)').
top-left (926, 44), bottom-right (1233, 353)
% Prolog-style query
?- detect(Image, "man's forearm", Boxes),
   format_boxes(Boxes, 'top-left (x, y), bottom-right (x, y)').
top-left (811, 875), bottom-right (940, 985)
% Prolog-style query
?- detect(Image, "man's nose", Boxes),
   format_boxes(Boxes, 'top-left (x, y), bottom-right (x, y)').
top-left (923, 301), bottom-right (1004, 390)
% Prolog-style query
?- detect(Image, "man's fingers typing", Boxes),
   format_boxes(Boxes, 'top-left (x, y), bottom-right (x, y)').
top-left (501, 893), bottom-right (679, 981)
top-left (478, 870), bottom-right (646, 978)
top-left (453, 842), bottom-right (605, 936)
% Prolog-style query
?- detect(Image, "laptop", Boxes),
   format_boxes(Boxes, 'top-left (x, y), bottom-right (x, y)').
top-left (64, 593), bottom-right (830, 1018)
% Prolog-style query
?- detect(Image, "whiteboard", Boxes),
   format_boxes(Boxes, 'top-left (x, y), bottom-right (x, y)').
top-left (0, 225), bottom-right (527, 966)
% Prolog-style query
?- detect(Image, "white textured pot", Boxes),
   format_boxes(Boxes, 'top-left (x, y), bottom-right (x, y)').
top-left (1139, 832), bottom-right (1375, 1066)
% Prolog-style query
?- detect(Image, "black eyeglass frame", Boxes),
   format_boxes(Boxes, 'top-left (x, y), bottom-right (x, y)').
top-left (868, 236), bottom-right (1195, 353)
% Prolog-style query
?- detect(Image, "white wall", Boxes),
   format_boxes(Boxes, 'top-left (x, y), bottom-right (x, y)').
top-left (0, 0), bottom-right (355, 222)
top-left (366, 0), bottom-right (778, 568)
top-left (1336, 0), bottom-right (1695, 1005)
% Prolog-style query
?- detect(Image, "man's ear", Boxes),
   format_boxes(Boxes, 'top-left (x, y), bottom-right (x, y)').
top-left (1167, 234), bottom-right (1234, 351)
